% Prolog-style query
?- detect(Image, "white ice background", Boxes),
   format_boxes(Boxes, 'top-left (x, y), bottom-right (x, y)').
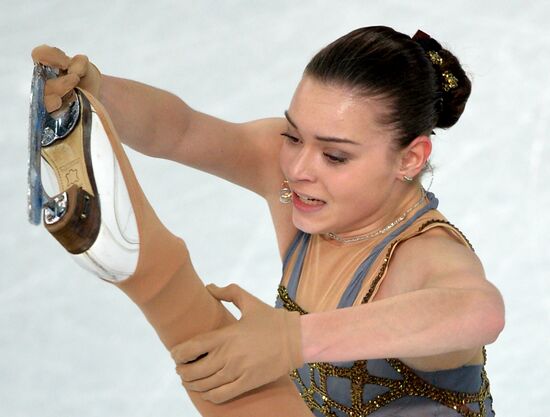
top-left (1, 1), bottom-right (549, 416)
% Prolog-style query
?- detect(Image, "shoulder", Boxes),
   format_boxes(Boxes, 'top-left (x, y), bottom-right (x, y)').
top-left (236, 117), bottom-right (289, 194)
top-left (385, 225), bottom-right (490, 293)
top-left (236, 117), bottom-right (287, 150)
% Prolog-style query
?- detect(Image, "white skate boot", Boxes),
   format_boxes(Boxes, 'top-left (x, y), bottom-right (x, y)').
top-left (28, 64), bottom-right (139, 282)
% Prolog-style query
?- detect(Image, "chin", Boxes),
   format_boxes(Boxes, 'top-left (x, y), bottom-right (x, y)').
top-left (291, 212), bottom-right (330, 235)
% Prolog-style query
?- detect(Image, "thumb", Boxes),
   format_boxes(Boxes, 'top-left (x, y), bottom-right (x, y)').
top-left (206, 283), bottom-right (254, 312)
top-left (31, 45), bottom-right (70, 69)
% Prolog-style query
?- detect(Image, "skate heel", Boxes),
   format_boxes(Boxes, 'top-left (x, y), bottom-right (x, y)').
top-left (40, 91), bottom-right (101, 253)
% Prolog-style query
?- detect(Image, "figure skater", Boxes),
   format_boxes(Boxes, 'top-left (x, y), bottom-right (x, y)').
top-left (31, 26), bottom-right (504, 417)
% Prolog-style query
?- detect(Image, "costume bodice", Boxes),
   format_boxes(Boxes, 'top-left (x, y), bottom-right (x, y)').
top-left (274, 193), bottom-right (495, 417)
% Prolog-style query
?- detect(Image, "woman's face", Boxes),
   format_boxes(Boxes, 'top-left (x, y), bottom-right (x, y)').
top-left (280, 76), bottom-right (404, 236)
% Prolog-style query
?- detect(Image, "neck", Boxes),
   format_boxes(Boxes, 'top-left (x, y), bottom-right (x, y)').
top-left (327, 184), bottom-right (427, 242)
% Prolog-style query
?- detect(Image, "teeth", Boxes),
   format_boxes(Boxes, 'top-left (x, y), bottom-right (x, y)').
top-left (297, 193), bottom-right (324, 205)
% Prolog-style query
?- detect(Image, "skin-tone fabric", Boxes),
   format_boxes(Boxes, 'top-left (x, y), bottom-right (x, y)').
top-left (77, 89), bottom-right (314, 417)
top-left (278, 204), bottom-right (486, 372)
top-left (275, 215), bottom-right (494, 416)
top-left (31, 45), bottom-right (100, 112)
top-left (280, 209), bottom-right (472, 313)
top-left (171, 283), bottom-right (304, 404)
top-left (285, 234), bottom-right (382, 312)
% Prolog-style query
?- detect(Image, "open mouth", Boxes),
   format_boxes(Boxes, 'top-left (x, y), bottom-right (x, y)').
top-left (293, 191), bottom-right (326, 206)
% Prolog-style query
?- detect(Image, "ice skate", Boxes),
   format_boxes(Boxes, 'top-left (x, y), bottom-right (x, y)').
top-left (28, 64), bottom-right (139, 282)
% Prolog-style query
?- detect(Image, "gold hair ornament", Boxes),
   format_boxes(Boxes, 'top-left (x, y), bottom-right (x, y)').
top-left (426, 50), bottom-right (459, 92)
top-left (441, 71), bottom-right (459, 92)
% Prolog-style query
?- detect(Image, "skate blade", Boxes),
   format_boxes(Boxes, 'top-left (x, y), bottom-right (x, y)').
top-left (27, 64), bottom-right (84, 227)
top-left (27, 64), bottom-right (48, 225)
top-left (27, 64), bottom-right (69, 225)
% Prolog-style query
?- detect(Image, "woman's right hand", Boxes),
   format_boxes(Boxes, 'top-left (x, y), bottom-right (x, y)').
top-left (31, 45), bottom-right (101, 112)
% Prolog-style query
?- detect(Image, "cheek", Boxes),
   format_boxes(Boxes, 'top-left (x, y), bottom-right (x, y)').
top-left (332, 181), bottom-right (373, 211)
top-left (328, 164), bottom-right (393, 208)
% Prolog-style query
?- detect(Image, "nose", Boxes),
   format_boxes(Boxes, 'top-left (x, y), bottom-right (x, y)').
top-left (286, 146), bottom-right (317, 183)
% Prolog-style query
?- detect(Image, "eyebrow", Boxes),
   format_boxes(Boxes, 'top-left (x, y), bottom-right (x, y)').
top-left (284, 110), bottom-right (361, 145)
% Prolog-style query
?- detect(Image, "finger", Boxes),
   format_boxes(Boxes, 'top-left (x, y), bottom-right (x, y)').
top-left (31, 45), bottom-right (70, 69)
top-left (68, 54), bottom-right (89, 78)
top-left (184, 366), bottom-right (237, 393)
top-left (175, 351), bottom-right (224, 383)
top-left (186, 369), bottom-right (237, 393)
top-left (202, 375), bottom-right (252, 404)
top-left (206, 283), bottom-right (251, 311)
top-left (44, 73), bottom-right (80, 98)
top-left (44, 95), bottom-right (62, 113)
top-left (171, 331), bottom-right (221, 364)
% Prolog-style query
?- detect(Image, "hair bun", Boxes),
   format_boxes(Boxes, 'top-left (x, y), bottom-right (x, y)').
top-left (413, 31), bottom-right (472, 129)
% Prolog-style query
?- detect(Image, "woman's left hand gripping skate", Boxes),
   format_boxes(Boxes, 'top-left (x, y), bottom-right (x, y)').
top-left (31, 45), bottom-right (101, 112)
top-left (171, 283), bottom-right (304, 404)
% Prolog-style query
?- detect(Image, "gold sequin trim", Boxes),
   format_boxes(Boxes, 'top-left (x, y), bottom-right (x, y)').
top-left (417, 218), bottom-right (474, 250)
top-left (276, 219), bottom-right (492, 416)
top-left (362, 218), bottom-right (473, 305)
top-left (279, 286), bottom-right (491, 416)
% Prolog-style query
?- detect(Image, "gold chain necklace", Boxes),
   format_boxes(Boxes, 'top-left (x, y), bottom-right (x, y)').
top-left (326, 188), bottom-right (427, 244)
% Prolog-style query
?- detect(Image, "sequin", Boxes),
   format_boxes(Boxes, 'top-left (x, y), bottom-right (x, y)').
top-left (277, 219), bottom-right (493, 417)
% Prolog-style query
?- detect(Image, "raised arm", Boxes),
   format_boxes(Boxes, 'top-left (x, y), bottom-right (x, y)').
top-left (98, 75), bottom-right (287, 196)
top-left (99, 76), bottom-right (298, 253)
top-left (32, 45), bottom-right (298, 254)
top-left (32, 45), bottom-right (288, 197)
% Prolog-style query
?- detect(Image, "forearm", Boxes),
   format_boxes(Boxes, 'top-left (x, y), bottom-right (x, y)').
top-left (98, 75), bottom-right (193, 158)
top-left (300, 286), bottom-right (504, 363)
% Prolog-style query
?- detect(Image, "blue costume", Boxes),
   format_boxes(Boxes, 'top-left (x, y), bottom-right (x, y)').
top-left (275, 193), bottom-right (495, 417)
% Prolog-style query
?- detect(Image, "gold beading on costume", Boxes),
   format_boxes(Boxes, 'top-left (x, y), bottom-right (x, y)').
top-left (277, 219), bottom-right (491, 416)
top-left (426, 50), bottom-right (459, 92)
top-left (278, 285), bottom-right (491, 417)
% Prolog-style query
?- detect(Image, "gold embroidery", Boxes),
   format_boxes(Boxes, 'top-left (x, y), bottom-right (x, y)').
top-left (360, 240), bottom-right (398, 304)
top-left (362, 219), bottom-right (474, 304)
top-left (279, 286), bottom-right (491, 416)
top-left (277, 218), bottom-right (493, 417)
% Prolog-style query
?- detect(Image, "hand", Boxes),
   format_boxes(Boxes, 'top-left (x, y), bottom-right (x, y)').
top-left (171, 283), bottom-right (304, 404)
top-left (31, 45), bottom-right (101, 112)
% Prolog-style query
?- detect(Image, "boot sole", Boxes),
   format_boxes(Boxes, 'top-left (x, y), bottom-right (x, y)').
top-left (41, 90), bottom-right (101, 254)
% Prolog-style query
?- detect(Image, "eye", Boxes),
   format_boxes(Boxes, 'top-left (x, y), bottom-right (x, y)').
top-left (280, 132), bottom-right (301, 144)
top-left (324, 153), bottom-right (348, 164)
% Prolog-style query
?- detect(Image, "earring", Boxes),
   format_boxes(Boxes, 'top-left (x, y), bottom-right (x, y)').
top-left (403, 175), bottom-right (414, 182)
top-left (279, 180), bottom-right (292, 204)
top-left (424, 160), bottom-right (434, 192)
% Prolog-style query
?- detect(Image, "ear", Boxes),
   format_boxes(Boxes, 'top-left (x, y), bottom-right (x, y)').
top-left (397, 135), bottom-right (432, 180)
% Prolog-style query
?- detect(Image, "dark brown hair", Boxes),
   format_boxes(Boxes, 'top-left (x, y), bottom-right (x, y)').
top-left (304, 26), bottom-right (471, 148)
